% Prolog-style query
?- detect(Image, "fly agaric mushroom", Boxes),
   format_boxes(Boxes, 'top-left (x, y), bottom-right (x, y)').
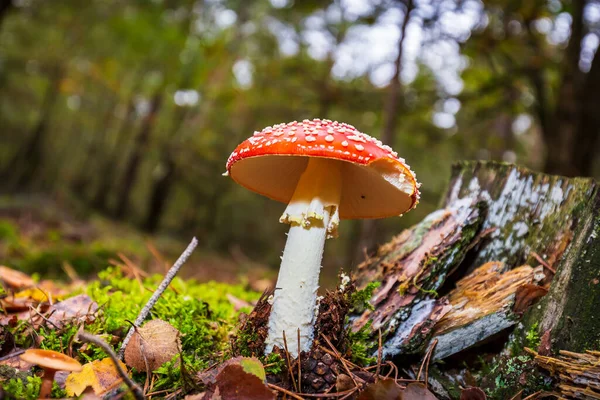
top-left (20, 349), bottom-right (83, 398)
top-left (226, 119), bottom-right (420, 356)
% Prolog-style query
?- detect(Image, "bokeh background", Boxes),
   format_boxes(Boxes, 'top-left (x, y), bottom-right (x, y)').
top-left (1, 0), bottom-right (599, 286)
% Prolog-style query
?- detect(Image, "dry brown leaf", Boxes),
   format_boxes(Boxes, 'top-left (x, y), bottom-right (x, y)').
top-left (124, 319), bottom-right (181, 372)
top-left (213, 364), bottom-right (274, 400)
top-left (402, 383), bottom-right (438, 399)
top-left (0, 266), bottom-right (34, 289)
top-left (513, 284), bottom-right (548, 315)
top-left (46, 294), bottom-right (98, 329)
top-left (357, 379), bottom-right (403, 400)
top-left (65, 358), bottom-right (126, 396)
top-left (460, 387), bottom-right (487, 400)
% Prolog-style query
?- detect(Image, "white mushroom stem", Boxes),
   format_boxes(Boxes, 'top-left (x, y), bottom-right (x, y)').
top-left (265, 157), bottom-right (342, 357)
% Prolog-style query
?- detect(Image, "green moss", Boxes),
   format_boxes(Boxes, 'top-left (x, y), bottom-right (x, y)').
top-left (482, 354), bottom-right (551, 400)
top-left (262, 352), bottom-right (285, 375)
top-left (525, 322), bottom-right (541, 349)
top-left (2, 376), bottom-right (41, 400)
top-left (349, 281), bottom-right (380, 314)
top-left (346, 321), bottom-right (377, 366)
top-left (83, 266), bottom-right (259, 395)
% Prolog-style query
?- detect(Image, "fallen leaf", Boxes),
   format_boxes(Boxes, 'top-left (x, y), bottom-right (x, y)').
top-left (238, 357), bottom-right (266, 381)
top-left (65, 358), bottom-right (126, 397)
top-left (198, 356), bottom-right (265, 386)
top-left (460, 387), bottom-right (486, 400)
top-left (513, 284), bottom-right (548, 315)
top-left (213, 364), bottom-right (274, 400)
top-left (124, 319), bottom-right (181, 372)
top-left (401, 383), bottom-right (438, 400)
top-left (357, 379), bottom-right (403, 400)
top-left (0, 266), bottom-right (34, 289)
top-left (537, 329), bottom-right (552, 356)
top-left (46, 294), bottom-right (98, 329)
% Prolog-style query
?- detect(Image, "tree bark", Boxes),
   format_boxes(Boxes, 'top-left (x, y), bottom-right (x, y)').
top-left (351, 161), bottom-right (600, 362)
top-left (2, 66), bottom-right (62, 190)
top-left (542, 0), bottom-right (585, 176)
top-left (572, 45), bottom-right (600, 176)
top-left (92, 95), bottom-right (138, 211)
top-left (114, 91), bottom-right (163, 219)
top-left (0, 0), bottom-right (12, 29)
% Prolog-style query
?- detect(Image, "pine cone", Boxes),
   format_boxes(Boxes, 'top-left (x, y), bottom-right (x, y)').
top-left (301, 348), bottom-right (341, 392)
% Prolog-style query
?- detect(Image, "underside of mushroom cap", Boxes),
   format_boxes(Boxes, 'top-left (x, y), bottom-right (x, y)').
top-left (226, 119), bottom-right (420, 219)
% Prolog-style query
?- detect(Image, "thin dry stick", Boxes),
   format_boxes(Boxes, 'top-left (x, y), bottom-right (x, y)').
top-left (0, 350), bottom-right (24, 362)
top-left (78, 331), bottom-right (145, 400)
top-left (320, 335), bottom-right (359, 388)
top-left (375, 328), bottom-right (383, 382)
top-left (417, 338), bottom-right (437, 385)
top-left (424, 339), bottom-right (437, 386)
top-left (282, 330), bottom-right (298, 392)
top-left (118, 237), bottom-right (198, 359)
top-left (296, 387), bottom-right (358, 398)
top-left (297, 328), bottom-right (302, 393)
top-left (530, 251), bottom-right (556, 274)
top-left (266, 383), bottom-right (304, 400)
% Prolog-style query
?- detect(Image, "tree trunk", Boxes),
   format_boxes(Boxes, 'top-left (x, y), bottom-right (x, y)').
top-left (542, 0), bottom-right (585, 176)
top-left (92, 95), bottom-right (137, 211)
top-left (113, 91), bottom-right (163, 219)
top-left (572, 46), bottom-right (600, 176)
top-left (353, 0), bottom-right (413, 264)
top-left (0, 0), bottom-right (12, 28)
top-left (2, 67), bottom-right (62, 190)
top-left (351, 161), bottom-right (600, 363)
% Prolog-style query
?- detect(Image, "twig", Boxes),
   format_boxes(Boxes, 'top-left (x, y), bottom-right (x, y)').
top-left (118, 237), bottom-right (198, 359)
top-left (78, 331), bottom-right (145, 400)
top-left (296, 387), bottom-right (358, 398)
top-left (375, 328), bottom-right (382, 382)
top-left (531, 251), bottom-right (556, 274)
top-left (282, 330), bottom-right (298, 392)
top-left (417, 339), bottom-right (437, 385)
top-left (320, 335), bottom-right (359, 388)
top-left (297, 328), bottom-right (302, 393)
top-left (0, 349), bottom-right (24, 362)
top-left (266, 383), bottom-right (304, 400)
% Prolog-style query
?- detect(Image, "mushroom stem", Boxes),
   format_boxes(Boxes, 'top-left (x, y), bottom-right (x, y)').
top-left (265, 157), bottom-right (342, 357)
top-left (39, 369), bottom-right (56, 399)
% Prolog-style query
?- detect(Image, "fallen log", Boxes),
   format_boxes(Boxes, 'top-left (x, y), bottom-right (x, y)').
top-left (351, 161), bottom-right (600, 360)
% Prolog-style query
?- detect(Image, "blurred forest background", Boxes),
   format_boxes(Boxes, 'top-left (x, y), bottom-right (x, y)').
top-left (0, 0), bottom-right (599, 283)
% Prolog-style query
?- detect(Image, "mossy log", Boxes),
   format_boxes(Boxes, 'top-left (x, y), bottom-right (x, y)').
top-left (352, 161), bottom-right (600, 360)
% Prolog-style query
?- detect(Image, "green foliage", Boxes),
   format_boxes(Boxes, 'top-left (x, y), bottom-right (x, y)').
top-left (3, 376), bottom-right (41, 400)
top-left (346, 321), bottom-right (377, 366)
top-left (0, 221), bottom-right (19, 242)
top-left (349, 282), bottom-right (380, 314)
top-left (525, 322), bottom-right (541, 348)
top-left (262, 353), bottom-right (285, 375)
top-left (86, 266), bottom-right (260, 394)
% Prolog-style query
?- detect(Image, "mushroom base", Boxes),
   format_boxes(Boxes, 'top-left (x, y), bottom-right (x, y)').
top-left (264, 211), bottom-right (331, 356)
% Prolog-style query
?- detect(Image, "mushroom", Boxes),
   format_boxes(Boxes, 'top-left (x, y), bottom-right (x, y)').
top-left (226, 119), bottom-right (420, 356)
top-left (20, 349), bottom-right (83, 398)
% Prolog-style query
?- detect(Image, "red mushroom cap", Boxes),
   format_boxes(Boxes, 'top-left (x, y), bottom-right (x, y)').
top-left (226, 119), bottom-right (420, 219)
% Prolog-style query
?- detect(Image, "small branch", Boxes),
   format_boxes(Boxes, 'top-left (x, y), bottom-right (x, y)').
top-left (282, 330), bottom-right (298, 392)
top-left (266, 383), bottom-right (304, 400)
top-left (531, 251), bottom-right (556, 274)
top-left (118, 237), bottom-right (198, 359)
top-left (78, 331), bottom-right (145, 400)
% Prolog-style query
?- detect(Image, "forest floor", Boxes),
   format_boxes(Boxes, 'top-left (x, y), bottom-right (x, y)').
top-left (0, 195), bottom-right (597, 399)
